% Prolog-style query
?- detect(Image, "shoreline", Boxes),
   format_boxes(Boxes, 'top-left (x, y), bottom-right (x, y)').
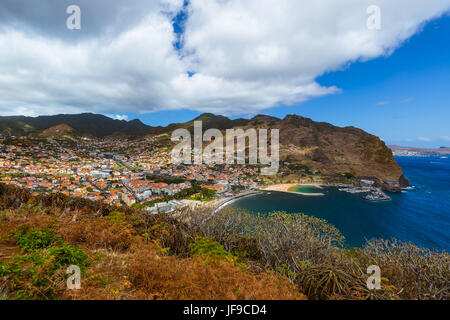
top-left (261, 183), bottom-right (326, 196)
top-left (212, 191), bottom-right (261, 213)
top-left (181, 190), bottom-right (262, 213)
top-left (193, 181), bottom-right (364, 212)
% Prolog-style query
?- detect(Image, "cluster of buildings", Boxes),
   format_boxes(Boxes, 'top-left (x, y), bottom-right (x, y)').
top-left (0, 136), bottom-right (261, 210)
top-left (146, 200), bottom-right (188, 214)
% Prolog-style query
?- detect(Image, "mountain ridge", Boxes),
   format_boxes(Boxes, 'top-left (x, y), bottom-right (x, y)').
top-left (0, 112), bottom-right (408, 190)
top-left (0, 113), bottom-right (154, 137)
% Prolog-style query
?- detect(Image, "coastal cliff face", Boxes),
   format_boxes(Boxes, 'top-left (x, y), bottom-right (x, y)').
top-left (154, 113), bottom-right (408, 191)
top-left (232, 114), bottom-right (409, 191)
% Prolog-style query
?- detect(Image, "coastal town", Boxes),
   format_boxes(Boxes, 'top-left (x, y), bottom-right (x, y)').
top-left (0, 135), bottom-right (262, 213)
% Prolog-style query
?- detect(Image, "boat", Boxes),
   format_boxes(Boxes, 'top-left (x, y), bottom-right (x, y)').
top-left (339, 187), bottom-right (372, 194)
top-left (363, 191), bottom-right (391, 202)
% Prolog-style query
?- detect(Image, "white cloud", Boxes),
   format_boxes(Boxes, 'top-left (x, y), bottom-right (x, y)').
top-left (112, 114), bottom-right (129, 121)
top-left (417, 137), bottom-right (432, 142)
top-left (0, 0), bottom-right (449, 116)
top-left (441, 136), bottom-right (450, 141)
top-left (375, 101), bottom-right (390, 106)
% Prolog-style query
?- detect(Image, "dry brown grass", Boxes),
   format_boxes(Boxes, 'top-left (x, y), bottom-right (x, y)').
top-left (61, 249), bottom-right (136, 300)
top-left (0, 184), bottom-right (307, 300)
top-left (61, 244), bottom-right (305, 300)
top-left (127, 244), bottom-right (304, 300)
top-left (56, 216), bottom-right (136, 252)
top-left (0, 206), bottom-right (57, 241)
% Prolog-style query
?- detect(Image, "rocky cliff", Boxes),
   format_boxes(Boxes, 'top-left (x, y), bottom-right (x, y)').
top-left (166, 113), bottom-right (408, 191)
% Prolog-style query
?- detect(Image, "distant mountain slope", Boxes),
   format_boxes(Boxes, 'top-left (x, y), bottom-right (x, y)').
top-left (0, 116), bottom-right (35, 136)
top-left (145, 113), bottom-right (408, 190)
top-left (389, 145), bottom-right (450, 155)
top-left (237, 114), bottom-right (407, 191)
top-left (38, 124), bottom-right (75, 139)
top-left (143, 113), bottom-right (251, 136)
top-left (0, 113), bottom-right (154, 137)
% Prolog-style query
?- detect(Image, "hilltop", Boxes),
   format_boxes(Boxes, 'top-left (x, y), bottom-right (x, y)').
top-left (0, 113), bottom-right (153, 138)
top-left (38, 124), bottom-right (76, 139)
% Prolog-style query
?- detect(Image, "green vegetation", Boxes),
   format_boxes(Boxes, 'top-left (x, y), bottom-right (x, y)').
top-left (231, 185), bottom-right (245, 193)
top-left (133, 184), bottom-right (216, 208)
top-left (148, 175), bottom-right (191, 184)
top-left (1, 226), bottom-right (89, 300)
top-left (13, 227), bottom-right (59, 252)
top-left (344, 172), bottom-right (355, 179)
top-left (287, 163), bottom-right (312, 175)
top-left (133, 185), bottom-right (202, 208)
top-left (0, 183), bottom-right (448, 300)
top-left (190, 188), bottom-right (216, 201)
top-left (48, 243), bottom-right (89, 272)
top-left (190, 237), bottom-right (236, 263)
top-left (183, 209), bottom-right (449, 300)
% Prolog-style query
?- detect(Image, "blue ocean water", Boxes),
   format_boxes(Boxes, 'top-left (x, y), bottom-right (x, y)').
top-left (231, 156), bottom-right (450, 251)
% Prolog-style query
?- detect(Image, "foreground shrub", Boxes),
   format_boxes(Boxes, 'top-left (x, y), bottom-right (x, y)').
top-left (182, 207), bottom-right (449, 300)
top-left (190, 237), bottom-right (236, 262)
top-left (186, 209), bottom-right (344, 279)
top-left (1, 226), bottom-right (90, 300)
top-left (357, 239), bottom-right (450, 300)
top-left (252, 212), bottom-right (344, 274)
top-left (13, 227), bottom-right (60, 252)
top-left (48, 243), bottom-right (90, 272)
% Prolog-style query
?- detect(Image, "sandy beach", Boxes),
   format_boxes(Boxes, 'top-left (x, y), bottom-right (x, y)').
top-left (181, 190), bottom-right (261, 212)
top-left (262, 183), bottom-right (326, 196)
top-left (182, 185), bottom-right (326, 213)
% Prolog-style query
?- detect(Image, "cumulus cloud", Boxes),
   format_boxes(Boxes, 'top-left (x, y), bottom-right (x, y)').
top-left (0, 0), bottom-right (449, 116)
top-left (108, 114), bottom-right (129, 121)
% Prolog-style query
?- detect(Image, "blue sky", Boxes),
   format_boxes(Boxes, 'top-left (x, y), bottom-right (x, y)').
top-left (1, 1), bottom-right (449, 148)
top-left (129, 14), bottom-right (450, 148)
